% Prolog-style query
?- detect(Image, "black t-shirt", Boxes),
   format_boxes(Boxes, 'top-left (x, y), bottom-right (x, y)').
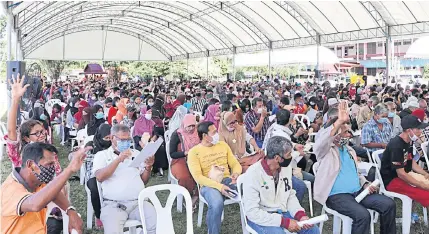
top-left (380, 136), bottom-right (413, 187)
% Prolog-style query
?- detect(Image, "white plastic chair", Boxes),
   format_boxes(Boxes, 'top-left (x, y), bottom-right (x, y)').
top-left (372, 150), bottom-right (428, 234)
top-left (313, 164), bottom-right (375, 234)
top-left (46, 182), bottom-right (71, 234)
top-left (303, 180), bottom-right (313, 217)
top-left (293, 114), bottom-right (310, 129)
top-left (138, 184), bottom-right (194, 234)
top-left (45, 99), bottom-right (61, 117)
top-left (97, 181), bottom-right (141, 234)
top-left (85, 183), bottom-right (94, 229)
top-left (419, 141), bottom-right (429, 169)
top-left (164, 130), bottom-right (184, 212)
top-left (83, 135), bottom-right (95, 147)
top-left (196, 182), bottom-right (246, 233)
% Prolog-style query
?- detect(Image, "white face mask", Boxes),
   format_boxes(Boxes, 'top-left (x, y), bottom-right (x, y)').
top-left (145, 114), bottom-right (152, 120)
top-left (408, 130), bottom-right (419, 142)
top-left (257, 108), bottom-right (263, 114)
top-left (148, 102), bottom-right (154, 107)
top-left (210, 133), bottom-right (219, 145)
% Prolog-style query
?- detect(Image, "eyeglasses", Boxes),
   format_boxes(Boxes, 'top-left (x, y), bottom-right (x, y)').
top-left (227, 120), bottom-right (238, 126)
top-left (29, 130), bottom-right (46, 137)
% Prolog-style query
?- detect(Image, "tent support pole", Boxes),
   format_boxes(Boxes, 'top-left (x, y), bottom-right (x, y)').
top-left (268, 41), bottom-right (272, 79)
top-left (206, 50), bottom-right (209, 80)
top-left (7, 8), bottom-right (12, 60)
top-left (316, 33), bottom-right (321, 83)
top-left (232, 46), bottom-right (236, 81)
top-left (186, 53), bottom-right (189, 80)
top-left (385, 26), bottom-right (391, 85)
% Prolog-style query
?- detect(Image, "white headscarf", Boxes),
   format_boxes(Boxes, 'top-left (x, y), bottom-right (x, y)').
top-left (168, 105), bottom-right (188, 134)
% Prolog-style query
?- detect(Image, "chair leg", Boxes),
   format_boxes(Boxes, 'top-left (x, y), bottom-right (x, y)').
top-left (342, 218), bottom-right (352, 234)
top-left (177, 194), bottom-right (183, 213)
top-left (333, 216), bottom-right (341, 234)
top-left (221, 211), bottom-right (224, 222)
top-left (239, 204), bottom-right (248, 234)
top-left (129, 226), bottom-right (137, 234)
top-left (308, 187), bottom-right (313, 217)
top-left (370, 211), bottom-right (375, 234)
top-left (87, 196), bottom-right (93, 229)
top-left (423, 207), bottom-right (428, 227)
top-left (402, 200), bottom-right (412, 234)
top-left (197, 200), bottom-right (204, 227)
top-left (319, 209), bottom-right (325, 234)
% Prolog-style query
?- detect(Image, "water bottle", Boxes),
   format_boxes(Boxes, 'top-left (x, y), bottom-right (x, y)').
top-left (411, 212), bottom-right (419, 224)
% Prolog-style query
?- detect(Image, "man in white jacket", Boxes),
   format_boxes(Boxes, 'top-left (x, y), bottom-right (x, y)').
top-left (243, 136), bottom-right (319, 234)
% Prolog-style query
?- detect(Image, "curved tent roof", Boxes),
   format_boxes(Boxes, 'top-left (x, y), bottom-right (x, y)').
top-left (8, 1), bottom-right (429, 61)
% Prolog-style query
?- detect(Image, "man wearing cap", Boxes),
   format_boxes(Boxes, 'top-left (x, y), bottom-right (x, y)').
top-left (380, 115), bottom-right (429, 211)
top-left (357, 96), bottom-right (379, 129)
top-left (322, 98), bottom-right (338, 124)
top-left (399, 97), bottom-right (419, 119)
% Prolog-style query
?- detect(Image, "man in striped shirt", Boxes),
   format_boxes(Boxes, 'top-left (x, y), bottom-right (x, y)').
top-left (191, 92), bottom-right (207, 113)
top-left (245, 97), bottom-right (272, 148)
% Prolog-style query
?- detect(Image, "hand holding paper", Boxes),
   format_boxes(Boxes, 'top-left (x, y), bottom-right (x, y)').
top-left (297, 214), bottom-right (328, 227)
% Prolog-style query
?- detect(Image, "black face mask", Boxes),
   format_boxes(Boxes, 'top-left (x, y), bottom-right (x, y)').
top-left (279, 157), bottom-right (292, 167)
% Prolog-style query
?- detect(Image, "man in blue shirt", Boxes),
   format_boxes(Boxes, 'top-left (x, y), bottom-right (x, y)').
top-left (361, 104), bottom-right (393, 153)
top-left (314, 101), bottom-right (396, 234)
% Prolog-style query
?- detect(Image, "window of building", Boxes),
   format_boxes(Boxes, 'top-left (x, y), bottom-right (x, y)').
top-left (403, 39), bottom-right (412, 45)
top-left (367, 42), bottom-right (377, 54)
top-left (377, 42), bottom-right (384, 47)
top-left (394, 41), bottom-right (402, 46)
top-left (367, 68), bottom-right (377, 76)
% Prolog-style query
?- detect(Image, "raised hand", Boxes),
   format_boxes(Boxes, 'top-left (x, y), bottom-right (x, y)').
top-left (68, 146), bottom-right (92, 173)
top-left (9, 74), bottom-right (30, 99)
top-left (338, 101), bottom-right (350, 124)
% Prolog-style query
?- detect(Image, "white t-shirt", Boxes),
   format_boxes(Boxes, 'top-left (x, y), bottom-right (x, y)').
top-left (92, 147), bottom-right (145, 201)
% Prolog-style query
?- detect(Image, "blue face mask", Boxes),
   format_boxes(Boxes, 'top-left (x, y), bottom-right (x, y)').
top-left (377, 117), bottom-right (389, 124)
top-left (117, 140), bottom-right (131, 153)
top-left (40, 114), bottom-right (47, 121)
top-left (95, 112), bottom-right (104, 119)
top-left (388, 112), bottom-right (395, 118)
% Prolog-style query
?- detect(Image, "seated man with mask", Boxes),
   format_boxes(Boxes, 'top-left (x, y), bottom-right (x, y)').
top-left (314, 101), bottom-right (396, 234)
top-left (92, 124), bottom-right (156, 234)
top-left (188, 121), bottom-right (242, 234)
top-left (1, 142), bottom-right (86, 234)
top-left (361, 104), bottom-right (392, 154)
top-left (243, 136), bottom-right (319, 234)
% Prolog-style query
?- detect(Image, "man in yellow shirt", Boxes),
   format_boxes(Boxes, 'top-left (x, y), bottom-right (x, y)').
top-left (1, 143), bottom-right (87, 234)
top-left (188, 121), bottom-right (242, 234)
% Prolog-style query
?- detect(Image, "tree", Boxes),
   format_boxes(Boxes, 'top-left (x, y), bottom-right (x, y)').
top-left (39, 60), bottom-right (67, 81)
top-left (0, 16), bottom-right (7, 81)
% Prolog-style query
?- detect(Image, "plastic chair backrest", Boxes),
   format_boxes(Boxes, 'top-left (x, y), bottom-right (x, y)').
top-left (371, 150), bottom-right (386, 191)
top-left (420, 141), bottom-right (429, 166)
top-left (138, 184), bottom-right (194, 234)
top-left (293, 114), bottom-right (310, 129)
top-left (0, 122), bottom-right (7, 140)
top-left (164, 130), bottom-right (171, 161)
top-left (76, 129), bottom-right (88, 142)
top-left (83, 135), bottom-right (94, 147)
top-left (96, 180), bottom-right (104, 206)
top-left (236, 174), bottom-right (253, 230)
top-left (45, 99), bottom-right (61, 116)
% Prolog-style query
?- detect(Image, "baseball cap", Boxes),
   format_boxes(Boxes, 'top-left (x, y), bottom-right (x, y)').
top-left (401, 115), bottom-right (429, 130)
top-left (328, 98), bottom-right (339, 106)
top-left (412, 109), bottom-right (426, 121)
top-left (407, 100), bottom-right (419, 108)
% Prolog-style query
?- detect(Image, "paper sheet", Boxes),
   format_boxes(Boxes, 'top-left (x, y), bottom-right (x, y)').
top-left (269, 115), bottom-right (276, 122)
top-left (129, 138), bottom-right (164, 168)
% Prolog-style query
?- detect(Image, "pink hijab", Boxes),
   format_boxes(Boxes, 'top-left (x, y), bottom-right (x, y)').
top-left (204, 104), bottom-right (220, 129)
top-left (133, 106), bottom-right (155, 137)
top-left (177, 114), bottom-right (200, 152)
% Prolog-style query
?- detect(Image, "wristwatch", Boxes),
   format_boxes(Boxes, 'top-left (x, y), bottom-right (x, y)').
top-left (66, 206), bottom-right (76, 215)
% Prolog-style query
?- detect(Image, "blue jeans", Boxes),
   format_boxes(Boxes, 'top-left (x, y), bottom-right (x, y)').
top-left (247, 211), bottom-right (320, 234)
top-left (255, 139), bottom-right (263, 148)
top-left (201, 177), bottom-right (237, 234)
top-left (292, 176), bottom-right (307, 203)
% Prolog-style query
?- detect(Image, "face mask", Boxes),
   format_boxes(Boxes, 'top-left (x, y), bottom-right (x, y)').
top-left (210, 133), bottom-right (219, 145)
top-left (206, 94), bottom-right (213, 99)
top-left (388, 112), bottom-right (395, 118)
top-left (74, 92), bottom-right (79, 96)
top-left (145, 114), bottom-right (152, 120)
top-left (257, 108), bottom-right (263, 114)
top-left (245, 107), bottom-right (250, 112)
top-left (148, 102), bottom-right (154, 107)
top-left (377, 117), bottom-right (388, 124)
top-left (226, 127), bottom-right (235, 132)
top-left (117, 140), bottom-right (131, 152)
top-left (245, 96), bottom-right (250, 99)
top-left (95, 112), bottom-right (104, 119)
top-left (40, 114), bottom-right (47, 121)
top-left (32, 164), bottom-right (55, 184)
top-left (91, 96), bottom-right (97, 100)
top-left (279, 157), bottom-right (292, 167)
top-left (338, 137), bottom-right (350, 146)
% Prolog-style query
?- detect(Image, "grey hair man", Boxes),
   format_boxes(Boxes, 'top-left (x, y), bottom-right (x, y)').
top-left (243, 136), bottom-right (320, 234)
top-left (357, 96), bottom-right (380, 129)
top-left (361, 104), bottom-right (393, 153)
top-left (385, 101), bottom-right (402, 136)
top-left (92, 124), bottom-right (157, 234)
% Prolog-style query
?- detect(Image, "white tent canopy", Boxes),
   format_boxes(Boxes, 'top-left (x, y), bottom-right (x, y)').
top-left (405, 36), bottom-right (429, 59)
top-left (4, 1), bottom-right (429, 61)
top-left (235, 46), bottom-right (339, 67)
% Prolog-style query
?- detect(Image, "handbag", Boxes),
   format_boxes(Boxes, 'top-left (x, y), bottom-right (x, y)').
top-left (208, 165), bottom-right (225, 183)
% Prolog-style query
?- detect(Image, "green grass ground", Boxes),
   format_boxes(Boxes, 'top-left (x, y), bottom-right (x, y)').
top-left (1, 135), bottom-right (429, 233)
